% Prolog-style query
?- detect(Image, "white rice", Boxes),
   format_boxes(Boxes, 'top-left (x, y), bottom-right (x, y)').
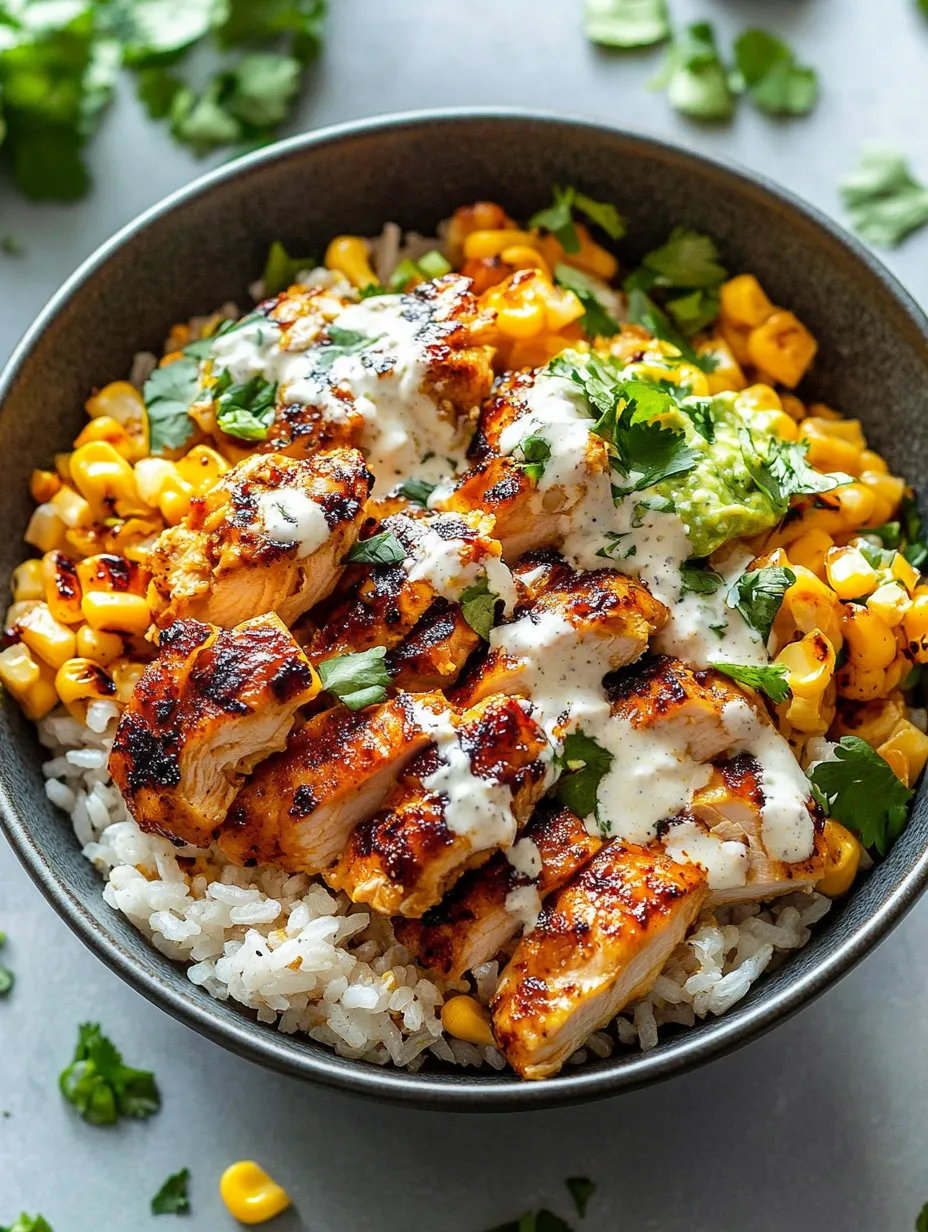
top-left (38, 708), bottom-right (830, 1067)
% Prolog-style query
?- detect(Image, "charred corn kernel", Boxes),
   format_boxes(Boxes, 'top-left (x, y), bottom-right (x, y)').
top-left (892, 552), bottom-right (920, 596)
top-left (781, 568), bottom-right (844, 651)
top-left (441, 995), bottom-right (495, 1048)
top-left (787, 529), bottom-right (833, 578)
top-left (798, 422), bottom-right (862, 475)
top-left (495, 296), bottom-right (547, 338)
top-left (85, 381), bottom-right (149, 459)
top-left (11, 559), bottom-right (44, 603)
top-left (843, 605), bottom-right (897, 669)
top-left (837, 663), bottom-right (886, 701)
top-left (720, 274), bottom-right (775, 329)
top-left (735, 383), bottom-right (782, 415)
top-left (506, 334), bottom-right (574, 369)
top-left (76, 624), bottom-right (124, 667)
top-left (885, 654), bottom-right (908, 692)
top-left (49, 484), bottom-right (93, 530)
top-left (55, 657), bottom-right (117, 719)
top-left (24, 504), bottom-right (66, 554)
top-left (801, 484), bottom-right (877, 538)
top-left (0, 643), bottom-right (40, 694)
top-left (18, 603), bottom-right (77, 669)
top-left (77, 553), bottom-right (141, 596)
top-left (30, 468), bottom-right (61, 504)
top-left (860, 469), bottom-right (904, 516)
top-left (464, 229), bottom-right (537, 260)
top-left (879, 721), bottom-right (928, 784)
top-left (903, 594), bottom-right (928, 663)
top-left (70, 442), bottom-right (139, 520)
top-left (747, 310), bottom-right (818, 389)
top-left (775, 629), bottom-right (835, 698)
top-left (81, 591), bottom-right (150, 636)
top-left (176, 444), bottom-right (229, 495)
top-left (867, 582), bottom-right (911, 628)
top-left (563, 223), bottom-right (618, 281)
top-left (111, 657), bottom-right (145, 703)
top-left (859, 449), bottom-right (889, 474)
top-left (73, 415), bottom-right (136, 460)
top-left (446, 202), bottom-right (515, 262)
top-left (719, 318), bottom-right (751, 367)
top-left (220, 1161), bottom-right (292, 1225)
top-left (699, 338), bottom-right (746, 394)
top-left (324, 236), bottom-right (377, 289)
top-left (785, 691), bottom-right (831, 735)
top-left (41, 551), bottom-right (83, 625)
top-left (5, 600), bottom-right (42, 627)
top-left (817, 821), bottom-right (862, 896)
top-left (824, 545), bottom-right (877, 600)
top-left (781, 394), bottom-right (806, 422)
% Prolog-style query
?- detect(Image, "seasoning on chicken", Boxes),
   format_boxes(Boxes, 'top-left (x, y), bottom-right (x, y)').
top-left (325, 694), bottom-right (551, 918)
top-left (218, 691), bottom-right (449, 871)
top-left (396, 804), bottom-right (602, 979)
top-left (108, 613), bottom-right (320, 848)
top-left (147, 448), bottom-right (372, 630)
top-left (384, 601), bottom-right (482, 692)
top-left (491, 841), bottom-right (708, 1080)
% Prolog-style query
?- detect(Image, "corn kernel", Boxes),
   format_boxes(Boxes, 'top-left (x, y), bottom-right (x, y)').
top-left (497, 244), bottom-right (551, 280)
top-left (73, 415), bottom-right (136, 460)
top-left (824, 545), bottom-right (877, 600)
top-left (720, 274), bottom-right (775, 329)
top-left (719, 318), bottom-right (752, 367)
top-left (543, 285), bottom-right (585, 333)
top-left (781, 568), bottom-right (844, 651)
top-left (41, 551), bottom-right (84, 625)
top-left (24, 504), bottom-right (66, 554)
top-left (76, 624), bottom-right (125, 667)
top-left (54, 453), bottom-right (72, 482)
top-left (866, 582), bottom-right (910, 628)
top-left (798, 422), bottom-right (862, 476)
top-left (735, 383), bottom-right (782, 416)
top-left (785, 691), bottom-right (831, 735)
top-left (879, 721), bottom-right (928, 785)
top-left (880, 745), bottom-right (911, 785)
top-left (49, 485), bottom-right (93, 530)
top-left (775, 629), bottom-right (835, 698)
top-left (55, 657), bottom-right (117, 720)
top-left (860, 470), bottom-right (904, 519)
top-left (464, 229), bottom-right (538, 260)
top-left (842, 605), bottom-right (897, 669)
top-left (70, 442), bottom-right (140, 521)
top-left (11, 559), bottom-right (44, 603)
top-left (0, 643), bottom-right (40, 694)
top-left (81, 592), bottom-right (151, 636)
top-left (446, 201), bottom-right (515, 263)
top-left (84, 381), bottom-right (149, 459)
top-left (903, 594), bottom-right (928, 662)
top-left (698, 337), bottom-right (746, 394)
top-left (836, 662), bottom-right (886, 701)
top-left (561, 223), bottom-right (618, 281)
top-left (817, 820), bottom-right (862, 896)
top-left (220, 1161), bottom-right (292, 1225)
top-left (756, 409), bottom-right (799, 441)
top-left (892, 552), bottom-right (920, 596)
top-left (859, 449), bottom-right (888, 475)
top-left (780, 394), bottom-right (806, 422)
top-left (30, 469), bottom-right (61, 504)
top-left (76, 553), bottom-right (142, 596)
top-left (441, 994), bottom-right (496, 1048)
top-left (111, 657), bottom-right (146, 703)
top-left (324, 236), bottom-right (378, 289)
top-left (747, 310), bottom-right (818, 388)
top-left (18, 603), bottom-right (77, 669)
top-left (176, 444), bottom-right (230, 496)
top-left (787, 529), bottom-right (833, 578)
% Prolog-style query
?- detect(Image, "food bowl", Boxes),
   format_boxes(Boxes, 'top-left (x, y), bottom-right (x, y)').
top-left (2, 109), bottom-right (927, 1111)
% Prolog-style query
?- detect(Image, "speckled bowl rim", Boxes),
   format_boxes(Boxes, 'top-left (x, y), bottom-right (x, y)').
top-left (2, 108), bottom-right (928, 1111)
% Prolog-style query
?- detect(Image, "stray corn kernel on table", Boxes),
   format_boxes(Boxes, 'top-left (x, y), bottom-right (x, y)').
top-left (2, 0), bottom-right (928, 1229)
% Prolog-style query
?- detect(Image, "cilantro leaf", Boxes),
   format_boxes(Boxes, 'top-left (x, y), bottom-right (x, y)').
top-left (511, 433), bottom-right (552, 484)
top-left (143, 358), bottom-right (200, 454)
top-left (261, 239), bottom-right (314, 297)
top-left (680, 398), bottom-right (715, 441)
top-left (0, 929), bottom-right (12, 996)
top-left (742, 431), bottom-right (851, 511)
top-left (637, 227), bottom-right (727, 290)
top-left (100, 0), bottom-right (214, 66)
top-left (809, 736), bottom-right (914, 854)
top-left (398, 477), bottom-right (438, 506)
top-left (528, 186), bottom-right (625, 253)
top-left (554, 264), bottom-right (620, 338)
top-left (711, 660), bottom-right (790, 703)
top-left (654, 22), bottom-right (735, 121)
top-left (840, 145), bottom-right (928, 248)
top-left (136, 65), bottom-right (184, 118)
top-left (608, 414), bottom-right (700, 493)
top-left (566, 1177), bottom-right (596, 1219)
top-left (59, 1022), bottom-right (160, 1126)
top-left (344, 532), bottom-right (408, 566)
top-left (317, 645), bottom-right (392, 710)
top-left (665, 288), bottom-right (722, 337)
top-left (460, 575), bottom-right (500, 641)
top-left (315, 326), bottom-right (382, 368)
top-left (899, 493), bottom-right (928, 569)
top-left (626, 289), bottom-right (717, 371)
top-left (917, 1200), bottom-right (928, 1232)
top-left (679, 558), bottom-right (723, 596)
top-left (151, 1168), bottom-right (191, 1216)
top-left (727, 565), bottom-right (795, 642)
top-left (213, 0), bottom-right (327, 62)
top-left (214, 371), bottom-right (277, 441)
top-left (733, 29), bottom-right (818, 117)
top-left (169, 79), bottom-right (242, 155)
top-left (584, 0), bottom-right (669, 48)
top-left (0, 1215), bottom-right (54, 1232)
top-left (572, 191), bottom-right (626, 241)
top-left (223, 53), bottom-right (301, 128)
top-left (555, 730), bottom-right (614, 828)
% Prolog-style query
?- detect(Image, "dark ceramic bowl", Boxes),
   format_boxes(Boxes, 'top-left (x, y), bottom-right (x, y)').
top-left (2, 110), bottom-right (927, 1111)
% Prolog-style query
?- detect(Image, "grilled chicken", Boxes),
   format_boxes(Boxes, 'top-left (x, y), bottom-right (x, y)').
top-left (432, 456), bottom-right (552, 562)
top-left (109, 614), bottom-right (319, 848)
top-left (384, 601), bottom-right (481, 692)
top-left (218, 692), bottom-right (449, 871)
top-left (396, 804), bottom-right (602, 979)
top-left (147, 448), bottom-right (372, 630)
top-left (491, 841), bottom-right (708, 1080)
top-left (325, 694), bottom-right (551, 918)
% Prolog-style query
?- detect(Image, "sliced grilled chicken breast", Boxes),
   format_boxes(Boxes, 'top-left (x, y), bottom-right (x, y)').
top-left (491, 841), bottom-right (708, 1080)
top-left (147, 448), bottom-right (372, 630)
top-left (325, 694), bottom-right (551, 918)
top-left (109, 613), bottom-right (319, 848)
top-left (384, 601), bottom-right (482, 692)
top-left (396, 804), bottom-right (602, 979)
top-left (218, 691), bottom-right (449, 871)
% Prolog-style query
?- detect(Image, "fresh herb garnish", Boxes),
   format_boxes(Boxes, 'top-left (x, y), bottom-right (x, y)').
top-left (0, 930), bottom-right (12, 996)
top-left (900, 494), bottom-right (928, 570)
top-left (742, 431), bottom-right (852, 510)
top-left (917, 1201), bottom-right (928, 1232)
top-left (0, 1216), bottom-right (54, 1232)
top-left (566, 1177), bottom-right (596, 1219)
top-left (512, 433), bottom-right (553, 484)
top-left (555, 730), bottom-right (614, 830)
top-left (711, 660), bottom-right (791, 703)
top-left (143, 358), bottom-right (201, 454)
top-left (596, 531), bottom-right (634, 560)
top-left (317, 645), bottom-right (392, 710)
top-left (653, 22), bottom-right (735, 121)
top-left (680, 399), bottom-right (715, 442)
top-left (869, 521), bottom-right (902, 550)
top-left (315, 326), bottom-right (382, 369)
top-left (679, 559), bottom-right (724, 596)
top-left (624, 228), bottom-right (727, 340)
top-left (528, 186), bottom-right (626, 254)
top-left (626, 288), bottom-right (717, 370)
top-left (152, 1169), bottom-right (191, 1216)
top-left (460, 576), bottom-right (500, 642)
top-left (840, 145), bottom-right (928, 248)
top-left (809, 736), bottom-right (913, 854)
top-left (397, 477), bottom-right (438, 506)
top-left (344, 532), bottom-right (408, 566)
top-left (261, 240), bottom-right (314, 296)
top-left (1, 236), bottom-right (23, 256)
top-left (584, 0), bottom-right (669, 47)
top-left (732, 29), bottom-right (818, 116)
top-left (727, 566), bottom-right (796, 643)
top-left (59, 1022), bottom-right (160, 1126)
top-left (554, 264), bottom-right (620, 338)
top-left (214, 371), bottom-right (278, 441)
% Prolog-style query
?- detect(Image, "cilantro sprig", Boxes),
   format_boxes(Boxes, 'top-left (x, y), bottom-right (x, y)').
top-left (0, 1216), bottom-right (54, 1232)
top-left (528, 186), bottom-right (626, 254)
top-left (679, 559), bottom-right (723, 597)
top-left (624, 227), bottom-right (728, 343)
top-left (553, 264), bottom-right (620, 338)
top-left (554, 730), bottom-right (614, 832)
top-left (344, 532), bottom-right (408, 567)
top-left (511, 433), bottom-right (553, 484)
top-left (459, 576), bottom-right (500, 642)
top-left (397, 477), bottom-right (438, 507)
top-left (317, 645), bottom-right (392, 710)
top-left (727, 565), bottom-right (796, 643)
top-left (214, 371), bottom-right (278, 441)
top-left (152, 1168), bottom-right (191, 1216)
top-left (840, 145), bottom-right (928, 248)
top-left (733, 29), bottom-right (818, 116)
top-left (653, 22), bottom-right (735, 121)
top-left (59, 1022), bottom-right (160, 1126)
top-left (711, 661), bottom-right (791, 703)
top-left (566, 1178), bottom-right (596, 1219)
top-left (584, 0), bottom-right (669, 48)
top-left (809, 736), bottom-right (914, 854)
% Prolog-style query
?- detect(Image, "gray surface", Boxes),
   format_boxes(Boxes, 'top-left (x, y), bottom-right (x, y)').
top-left (1, 0), bottom-right (927, 1226)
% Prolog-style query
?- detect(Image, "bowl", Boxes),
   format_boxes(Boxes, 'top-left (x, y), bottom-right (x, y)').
top-left (2, 109), bottom-right (927, 1111)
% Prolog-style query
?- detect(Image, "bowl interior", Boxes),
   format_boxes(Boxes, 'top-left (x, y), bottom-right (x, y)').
top-left (2, 112), bottom-right (927, 1110)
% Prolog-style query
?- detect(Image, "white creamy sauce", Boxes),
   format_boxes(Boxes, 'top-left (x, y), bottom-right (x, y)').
top-left (506, 836), bottom-right (542, 879)
top-left (403, 516), bottom-right (518, 613)
top-left (654, 546), bottom-right (766, 670)
top-left (662, 819), bottom-right (750, 890)
top-left (505, 885), bottom-right (543, 932)
top-left (254, 489), bottom-right (330, 557)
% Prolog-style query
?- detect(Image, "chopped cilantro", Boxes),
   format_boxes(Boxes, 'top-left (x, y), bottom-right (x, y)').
top-left (397, 477), bottom-right (438, 506)
top-left (213, 0), bottom-right (327, 62)
top-left (606, 411), bottom-right (700, 495)
top-left (315, 326), bottom-right (382, 368)
top-left (869, 521), bottom-right (901, 550)
top-left (679, 559), bottom-right (723, 596)
top-left (528, 186), bottom-right (625, 254)
top-left (261, 240), bottom-right (314, 296)
top-left (733, 29), bottom-right (818, 116)
top-left (808, 736), bottom-right (913, 854)
top-left (136, 65), bottom-right (185, 119)
top-left (384, 249), bottom-right (453, 293)
top-left (0, 929), bottom-right (12, 996)
top-left (917, 1201), bottom-right (928, 1232)
top-left (100, 0), bottom-right (214, 65)
top-left (596, 531), bottom-right (634, 560)
top-left (460, 576), bottom-right (500, 641)
top-left (653, 22), bottom-right (735, 121)
top-left (1, 236), bottom-right (23, 256)
top-left (0, 1216), bottom-right (54, 1232)
top-left (214, 371), bottom-right (277, 441)
top-left (624, 228), bottom-right (727, 339)
top-left (900, 493), bottom-right (928, 570)
top-left (584, 0), bottom-right (669, 48)
top-left (711, 660), bottom-right (791, 703)
top-left (727, 565), bottom-right (796, 643)
top-left (318, 646), bottom-right (392, 711)
top-left (566, 1177), bottom-right (596, 1218)
top-left (554, 264), bottom-right (620, 338)
top-left (742, 431), bottom-right (851, 511)
top-left (626, 289), bottom-right (717, 371)
top-left (59, 1022), bottom-right (160, 1126)
top-left (151, 1168), bottom-right (191, 1215)
top-left (680, 398), bottom-right (715, 442)
top-left (555, 730), bottom-right (614, 830)
top-left (840, 146), bottom-right (928, 248)
top-left (344, 532), bottom-right (408, 566)
top-left (511, 433), bottom-right (553, 484)
top-left (665, 288), bottom-right (722, 337)
top-left (143, 358), bottom-right (200, 454)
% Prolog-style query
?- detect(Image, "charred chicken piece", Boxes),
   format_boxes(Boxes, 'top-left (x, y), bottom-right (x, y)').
top-left (384, 601), bottom-right (482, 693)
top-left (109, 613), bottom-right (320, 848)
top-left (491, 841), bottom-right (708, 1080)
top-left (147, 448), bottom-right (372, 631)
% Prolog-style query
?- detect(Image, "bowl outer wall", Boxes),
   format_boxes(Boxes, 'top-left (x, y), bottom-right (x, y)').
top-left (1, 109), bottom-right (927, 1112)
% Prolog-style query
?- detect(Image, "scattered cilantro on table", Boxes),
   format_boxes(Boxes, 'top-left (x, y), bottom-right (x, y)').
top-left (840, 145), bottom-right (928, 248)
top-left (711, 660), bottom-right (791, 703)
top-left (808, 736), bottom-right (913, 854)
top-left (916, 1199), bottom-right (928, 1232)
top-left (732, 29), bottom-right (818, 116)
top-left (554, 730), bottom-right (614, 831)
top-left (0, 1215), bottom-right (54, 1232)
top-left (0, 930), bottom-right (12, 996)
top-left (584, 0), bottom-right (669, 48)
top-left (344, 531), bottom-right (408, 566)
top-left (151, 1168), bottom-right (191, 1216)
top-left (652, 22), bottom-right (735, 121)
top-left (565, 1178), bottom-right (596, 1219)
top-left (59, 1022), bottom-right (160, 1125)
top-left (317, 645), bottom-right (392, 710)
top-left (460, 575), bottom-right (500, 642)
